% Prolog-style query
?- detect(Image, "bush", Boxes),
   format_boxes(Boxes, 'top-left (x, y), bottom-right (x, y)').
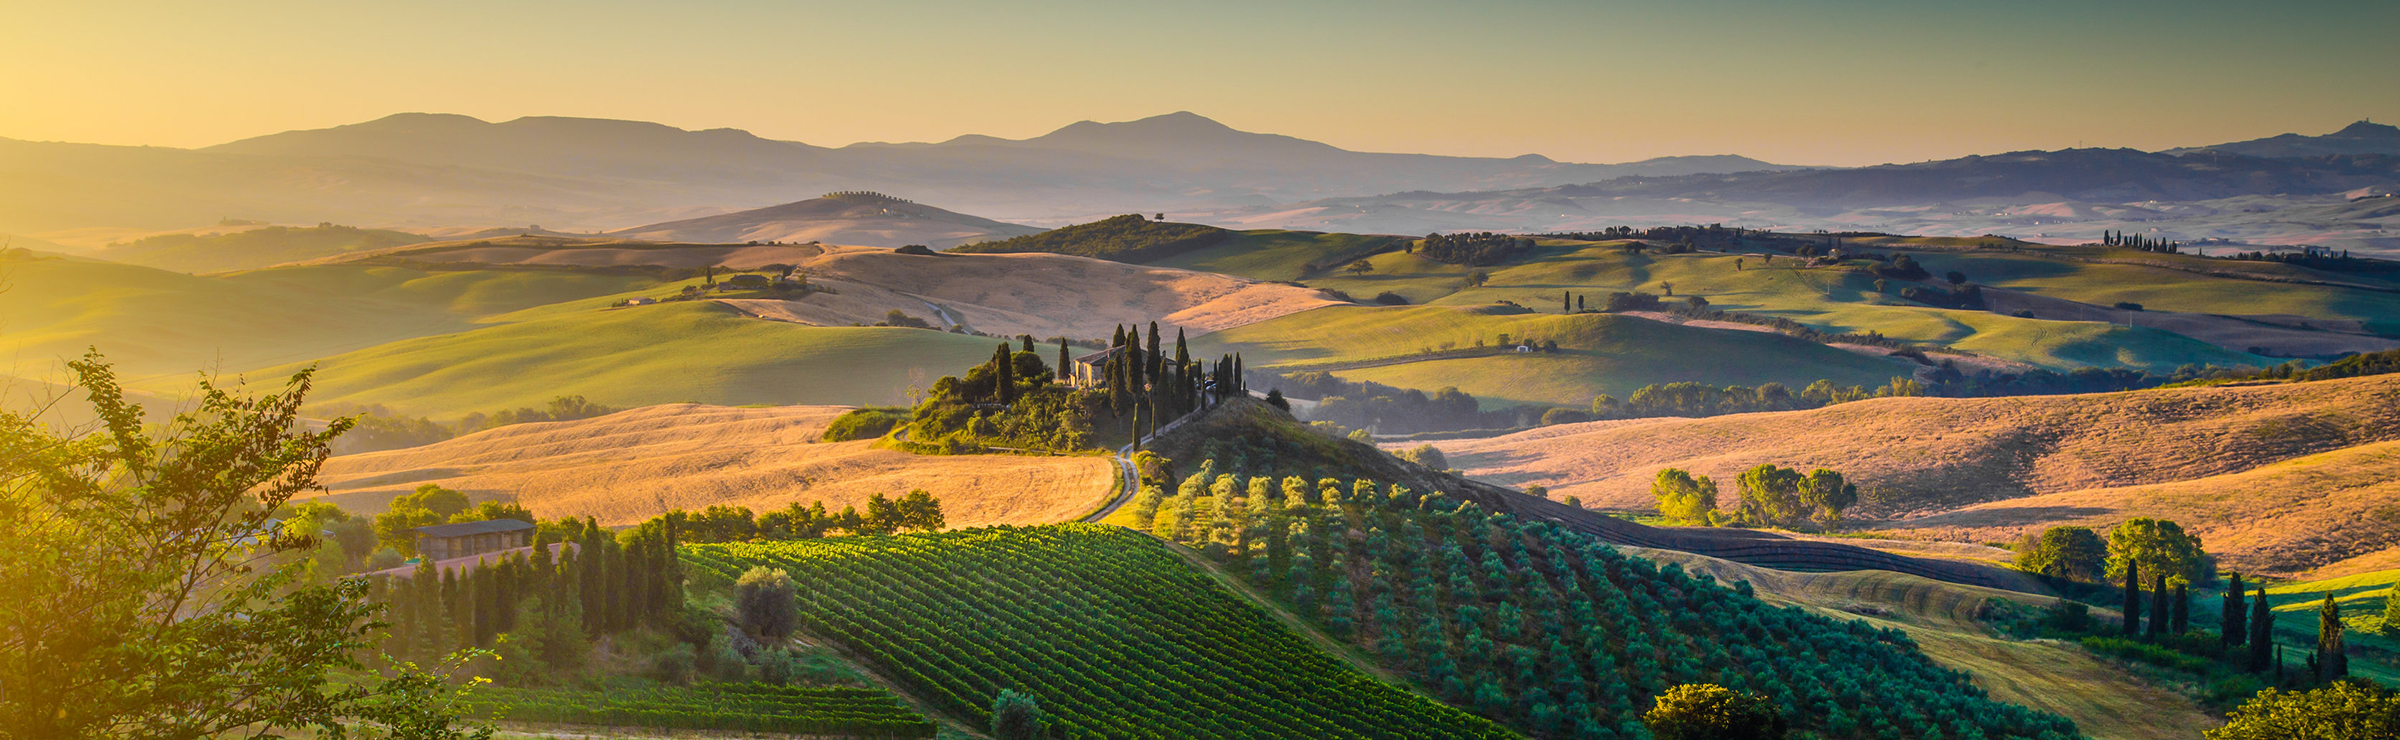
top-left (991, 689), bottom-right (1045, 740)
top-left (2014, 526), bottom-right (2108, 583)
top-left (822, 407), bottom-right (909, 442)
top-left (1643, 684), bottom-right (1787, 740)
top-left (737, 567), bottom-right (800, 641)
top-left (2207, 680), bottom-right (2400, 739)
top-left (894, 244), bottom-right (939, 256)
top-left (651, 643), bottom-right (698, 684)
top-left (1372, 291), bottom-right (1409, 305)
top-left (2114, 302), bottom-right (2145, 311)
top-left (1397, 444), bottom-right (1447, 471)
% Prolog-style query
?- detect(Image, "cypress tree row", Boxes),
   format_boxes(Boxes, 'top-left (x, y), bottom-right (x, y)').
top-left (2247, 590), bottom-right (2273, 673)
top-left (378, 516), bottom-right (686, 665)
top-left (2222, 574), bottom-right (2247, 648)
top-left (2146, 574), bottom-right (2169, 639)
top-left (2122, 561), bottom-right (2142, 636)
top-left (2170, 582), bottom-right (2188, 636)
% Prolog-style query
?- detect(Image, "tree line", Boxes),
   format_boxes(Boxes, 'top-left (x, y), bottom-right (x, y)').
top-left (1650, 465), bottom-right (1858, 530)
top-left (327, 394), bottom-right (622, 455)
top-left (1414, 232), bottom-right (1535, 266)
top-left (898, 325), bottom-right (1245, 453)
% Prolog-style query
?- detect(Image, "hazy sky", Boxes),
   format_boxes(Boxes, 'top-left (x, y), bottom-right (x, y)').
top-left (6, 0), bottom-right (2395, 165)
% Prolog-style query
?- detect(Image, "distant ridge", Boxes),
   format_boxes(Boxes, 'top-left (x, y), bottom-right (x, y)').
top-left (607, 193), bottom-right (1040, 248)
top-left (2169, 119), bottom-right (2400, 158)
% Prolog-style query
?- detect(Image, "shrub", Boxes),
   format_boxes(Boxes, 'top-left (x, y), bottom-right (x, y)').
top-left (2207, 680), bottom-right (2400, 739)
top-left (822, 407), bottom-right (909, 442)
top-left (2014, 526), bottom-right (2108, 583)
top-left (650, 643), bottom-right (698, 684)
top-left (2114, 302), bottom-right (2145, 311)
top-left (1372, 291), bottom-right (1409, 305)
top-left (1643, 684), bottom-right (1787, 740)
top-left (991, 689), bottom-right (1045, 740)
top-left (737, 567), bottom-right (800, 641)
top-left (894, 244), bottom-right (938, 255)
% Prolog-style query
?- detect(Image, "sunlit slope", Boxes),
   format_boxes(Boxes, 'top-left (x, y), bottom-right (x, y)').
top-left (0, 256), bottom-right (657, 383)
top-left (1297, 244), bottom-right (2279, 371)
top-left (1890, 439), bottom-right (2400, 579)
top-left (1147, 230), bottom-right (1404, 282)
top-left (312, 403), bottom-right (1114, 526)
top-left (1195, 304), bottom-right (1908, 407)
top-left (277, 301), bottom-right (1001, 417)
top-left (1425, 373), bottom-right (2400, 516)
top-left (2261, 570), bottom-right (2400, 685)
top-left (1636, 548), bottom-right (2217, 740)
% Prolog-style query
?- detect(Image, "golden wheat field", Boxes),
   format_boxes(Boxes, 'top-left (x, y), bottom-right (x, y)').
top-left (307, 403), bottom-right (1115, 527)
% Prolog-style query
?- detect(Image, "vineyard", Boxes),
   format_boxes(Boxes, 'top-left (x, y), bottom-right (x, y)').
top-left (1137, 461), bottom-right (2084, 740)
top-left (461, 683), bottom-right (936, 737)
top-left (681, 525), bottom-right (1513, 740)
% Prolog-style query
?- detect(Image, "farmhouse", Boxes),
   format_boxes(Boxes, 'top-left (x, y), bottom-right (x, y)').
top-left (412, 518), bottom-right (534, 561)
top-left (1070, 346), bottom-right (1121, 388)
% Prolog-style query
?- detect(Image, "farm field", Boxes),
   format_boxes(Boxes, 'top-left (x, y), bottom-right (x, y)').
top-left (0, 255), bottom-right (661, 384)
top-left (1196, 304), bottom-right (1909, 407)
top-left (680, 525), bottom-right (1514, 740)
top-left (1147, 229), bottom-right (1406, 282)
top-left (1419, 373), bottom-right (2400, 517)
top-left (462, 683), bottom-right (936, 737)
top-left (268, 301), bottom-right (1005, 416)
top-left (1631, 548), bottom-right (2219, 740)
top-left (1293, 243), bottom-right (2277, 372)
top-left (312, 403), bottom-right (1115, 526)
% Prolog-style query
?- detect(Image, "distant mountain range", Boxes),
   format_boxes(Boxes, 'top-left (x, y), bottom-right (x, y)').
top-left (6, 113), bottom-right (2396, 255)
top-left (0, 112), bottom-right (1803, 238)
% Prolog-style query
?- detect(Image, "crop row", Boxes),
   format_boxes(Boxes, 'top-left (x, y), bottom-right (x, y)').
top-left (464, 683), bottom-right (935, 738)
top-left (683, 524), bottom-right (1514, 740)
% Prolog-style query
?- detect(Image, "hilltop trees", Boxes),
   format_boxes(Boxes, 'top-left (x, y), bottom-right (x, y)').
top-left (1417, 232), bottom-right (1532, 266)
top-left (2013, 526), bottom-right (2108, 583)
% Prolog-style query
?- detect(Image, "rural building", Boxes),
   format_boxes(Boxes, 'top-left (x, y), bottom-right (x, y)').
top-left (1071, 346), bottom-right (1138, 388)
top-left (625, 296), bottom-right (657, 305)
top-left (412, 518), bottom-right (534, 561)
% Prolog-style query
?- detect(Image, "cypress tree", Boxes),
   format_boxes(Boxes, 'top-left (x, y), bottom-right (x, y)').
top-left (1057, 338), bottom-right (1071, 382)
top-left (2224, 573), bottom-right (2247, 647)
top-left (1147, 321), bottom-right (1163, 384)
top-left (2122, 560), bottom-right (2141, 636)
top-left (993, 343), bottom-right (1016, 404)
top-left (1235, 353), bottom-right (1245, 393)
top-left (1021, 334), bottom-right (1034, 353)
top-left (2318, 594), bottom-right (2348, 679)
top-left (2147, 574), bottom-right (2169, 639)
top-left (2171, 582), bottom-right (2188, 636)
top-left (2247, 590), bottom-right (2273, 673)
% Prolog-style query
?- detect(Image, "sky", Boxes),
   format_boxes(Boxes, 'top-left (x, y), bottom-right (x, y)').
top-left (4, 0), bottom-right (2396, 166)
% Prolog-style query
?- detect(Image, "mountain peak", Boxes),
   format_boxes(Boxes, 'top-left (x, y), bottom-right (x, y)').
top-left (2332, 120), bottom-right (2400, 140)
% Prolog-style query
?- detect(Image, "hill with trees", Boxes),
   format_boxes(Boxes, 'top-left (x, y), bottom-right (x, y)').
top-left (948, 214), bottom-right (1234, 262)
top-left (609, 191), bottom-right (1041, 248)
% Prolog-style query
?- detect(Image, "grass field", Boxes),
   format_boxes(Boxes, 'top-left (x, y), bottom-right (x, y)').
top-left (0, 256), bottom-right (661, 386)
top-left (1148, 230), bottom-right (1405, 282)
top-left (311, 403), bottom-right (1116, 526)
top-left (1194, 304), bottom-right (1910, 407)
top-left (2260, 570), bottom-right (2400, 686)
top-left (276, 301), bottom-right (1004, 417)
top-left (1288, 242), bottom-right (2277, 372)
top-left (1633, 547), bottom-right (2218, 740)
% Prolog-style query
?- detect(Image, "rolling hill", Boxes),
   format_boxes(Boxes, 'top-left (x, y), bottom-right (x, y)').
top-left (1198, 304), bottom-right (1913, 409)
top-left (608, 191), bottom-right (1040, 248)
top-left (309, 403), bottom-right (1115, 527)
top-left (1417, 373), bottom-right (2400, 520)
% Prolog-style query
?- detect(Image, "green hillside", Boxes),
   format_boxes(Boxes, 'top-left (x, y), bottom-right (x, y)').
top-left (1196, 305), bottom-right (1910, 407)
top-left (2262, 570), bottom-right (2400, 685)
top-left (1289, 242), bottom-right (2274, 372)
top-left (95, 224), bottom-right (430, 273)
top-left (681, 525), bottom-right (1514, 739)
top-left (278, 301), bottom-right (1002, 417)
top-left (1150, 230), bottom-right (1406, 281)
top-left (949, 214), bottom-right (1230, 262)
top-left (0, 255), bottom-right (658, 385)
top-left (1907, 249), bottom-right (2400, 328)
top-left (1122, 451), bottom-right (2080, 739)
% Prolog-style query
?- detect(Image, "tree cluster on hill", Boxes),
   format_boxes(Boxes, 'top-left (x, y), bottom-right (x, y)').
top-left (1898, 283), bottom-right (1985, 309)
top-left (2169, 347), bottom-right (2400, 388)
top-left (900, 326), bottom-right (1246, 453)
top-left (1570, 379), bottom-right (1914, 424)
top-left (1648, 465), bottom-right (1857, 530)
top-left (947, 214), bottom-right (1231, 262)
top-left (2100, 230), bottom-right (2181, 254)
top-left (1415, 232), bottom-right (1535, 266)
top-left (1135, 450), bottom-right (2077, 739)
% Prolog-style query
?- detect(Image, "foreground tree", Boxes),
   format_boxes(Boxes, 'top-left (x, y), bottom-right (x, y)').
top-left (2206, 680), bottom-right (2400, 740)
top-left (2106, 517), bottom-right (2212, 587)
top-left (990, 689), bottom-right (1044, 740)
top-left (0, 353), bottom-right (486, 739)
top-left (1642, 683), bottom-right (1787, 740)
